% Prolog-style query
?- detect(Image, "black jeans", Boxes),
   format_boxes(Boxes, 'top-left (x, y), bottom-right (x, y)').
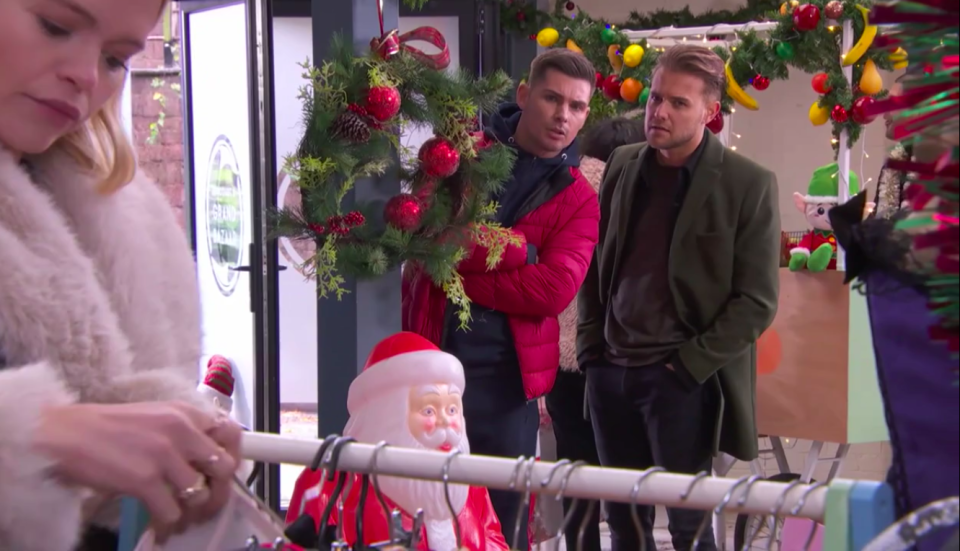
top-left (463, 371), bottom-right (540, 550)
top-left (587, 361), bottom-right (718, 551)
top-left (545, 369), bottom-right (602, 551)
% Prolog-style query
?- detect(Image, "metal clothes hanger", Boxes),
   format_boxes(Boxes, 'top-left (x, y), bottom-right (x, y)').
top-left (442, 449), bottom-right (464, 549)
top-left (315, 437), bottom-right (356, 546)
top-left (508, 457), bottom-right (538, 550)
top-left (632, 467), bottom-right (668, 551)
top-left (554, 461), bottom-right (590, 546)
top-left (532, 458), bottom-right (572, 543)
top-left (740, 477), bottom-right (803, 551)
top-left (628, 467), bottom-right (666, 551)
top-left (792, 482), bottom-right (827, 551)
top-left (691, 475), bottom-right (763, 551)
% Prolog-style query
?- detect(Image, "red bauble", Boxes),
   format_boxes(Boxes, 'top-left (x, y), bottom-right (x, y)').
top-left (824, 0), bottom-right (844, 20)
top-left (812, 72), bottom-right (832, 94)
top-left (595, 72), bottom-right (604, 88)
top-left (752, 75), bottom-right (770, 91)
top-left (418, 137), bottom-right (461, 178)
top-left (365, 86), bottom-right (401, 122)
top-left (706, 112), bottom-right (724, 134)
top-left (831, 104), bottom-right (849, 123)
top-left (565, 1), bottom-right (576, 10)
top-left (602, 75), bottom-right (622, 100)
top-left (516, 11), bottom-right (526, 21)
top-left (793, 4), bottom-right (821, 31)
top-left (851, 96), bottom-right (877, 124)
top-left (383, 194), bottom-right (424, 232)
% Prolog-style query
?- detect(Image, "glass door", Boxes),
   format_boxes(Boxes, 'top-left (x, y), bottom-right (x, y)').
top-left (183, 1), bottom-right (258, 431)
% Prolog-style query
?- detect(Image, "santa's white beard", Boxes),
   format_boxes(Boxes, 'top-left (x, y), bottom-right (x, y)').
top-left (343, 391), bottom-right (470, 549)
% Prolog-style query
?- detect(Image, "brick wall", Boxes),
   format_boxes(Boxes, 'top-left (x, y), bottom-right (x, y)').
top-left (130, 8), bottom-right (185, 227)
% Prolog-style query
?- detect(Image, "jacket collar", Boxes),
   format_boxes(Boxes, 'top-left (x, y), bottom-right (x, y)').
top-left (612, 130), bottom-right (724, 262)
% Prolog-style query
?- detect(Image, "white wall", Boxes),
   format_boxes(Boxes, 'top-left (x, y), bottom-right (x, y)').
top-left (574, 0), bottom-right (898, 231)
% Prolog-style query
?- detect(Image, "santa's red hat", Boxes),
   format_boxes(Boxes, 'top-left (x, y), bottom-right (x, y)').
top-left (347, 332), bottom-right (464, 414)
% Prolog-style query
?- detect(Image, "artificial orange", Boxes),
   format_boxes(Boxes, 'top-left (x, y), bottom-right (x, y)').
top-left (620, 78), bottom-right (643, 103)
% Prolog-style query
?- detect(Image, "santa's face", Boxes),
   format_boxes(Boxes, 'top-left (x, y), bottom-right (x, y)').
top-left (407, 384), bottom-right (464, 452)
top-left (804, 202), bottom-right (835, 231)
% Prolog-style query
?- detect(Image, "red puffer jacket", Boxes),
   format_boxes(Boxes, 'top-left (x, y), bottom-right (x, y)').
top-left (402, 166), bottom-right (600, 399)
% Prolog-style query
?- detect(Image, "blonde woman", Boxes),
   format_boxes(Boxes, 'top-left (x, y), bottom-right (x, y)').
top-left (0, 0), bottom-right (242, 550)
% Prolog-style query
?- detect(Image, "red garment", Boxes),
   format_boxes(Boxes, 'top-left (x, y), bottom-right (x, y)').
top-left (793, 229), bottom-right (839, 269)
top-left (285, 468), bottom-right (508, 550)
top-left (402, 167), bottom-right (600, 399)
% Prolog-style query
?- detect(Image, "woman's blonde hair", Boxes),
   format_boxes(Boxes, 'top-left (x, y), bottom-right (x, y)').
top-left (57, 91), bottom-right (137, 194)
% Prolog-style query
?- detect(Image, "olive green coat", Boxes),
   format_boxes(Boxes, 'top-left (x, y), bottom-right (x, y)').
top-left (576, 131), bottom-right (781, 461)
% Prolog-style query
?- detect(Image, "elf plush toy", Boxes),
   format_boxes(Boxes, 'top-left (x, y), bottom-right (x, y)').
top-left (789, 163), bottom-right (865, 272)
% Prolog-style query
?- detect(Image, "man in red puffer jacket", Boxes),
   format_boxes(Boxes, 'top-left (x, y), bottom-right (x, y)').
top-left (402, 49), bottom-right (600, 548)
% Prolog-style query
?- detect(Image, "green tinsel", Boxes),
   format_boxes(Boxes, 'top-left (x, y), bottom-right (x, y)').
top-left (880, 0), bottom-right (959, 363)
top-left (514, 0), bottom-right (894, 160)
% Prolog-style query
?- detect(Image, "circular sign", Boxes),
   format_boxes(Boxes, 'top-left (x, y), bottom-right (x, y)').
top-left (204, 135), bottom-right (245, 297)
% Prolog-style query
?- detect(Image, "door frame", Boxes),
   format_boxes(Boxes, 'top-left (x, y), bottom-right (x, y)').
top-left (179, 0), bottom-right (283, 510)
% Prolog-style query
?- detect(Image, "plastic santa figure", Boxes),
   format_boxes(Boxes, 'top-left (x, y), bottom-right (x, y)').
top-left (286, 332), bottom-right (508, 550)
top-left (789, 162), bottom-right (868, 272)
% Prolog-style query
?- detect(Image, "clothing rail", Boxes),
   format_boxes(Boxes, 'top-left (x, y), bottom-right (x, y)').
top-left (621, 22), bottom-right (778, 41)
top-left (242, 432), bottom-right (829, 520)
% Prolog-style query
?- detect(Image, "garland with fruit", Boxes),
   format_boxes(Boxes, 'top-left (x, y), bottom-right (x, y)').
top-left (270, 32), bottom-right (520, 328)
top-left (525, 0), bottom-right (902, 156)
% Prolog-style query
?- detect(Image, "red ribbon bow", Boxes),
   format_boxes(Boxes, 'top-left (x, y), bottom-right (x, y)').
top-left (370, 26), bottom-right (451, 70)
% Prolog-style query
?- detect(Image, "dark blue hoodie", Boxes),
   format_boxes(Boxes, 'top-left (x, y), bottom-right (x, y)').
top-left (441, 103), bottom-right (581, 377)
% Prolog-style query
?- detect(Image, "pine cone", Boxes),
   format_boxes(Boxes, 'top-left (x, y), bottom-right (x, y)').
top-left (332, 111), bottom-right (371, 143)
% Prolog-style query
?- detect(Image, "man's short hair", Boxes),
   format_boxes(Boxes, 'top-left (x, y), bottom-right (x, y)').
top-left (581, 117), bottom-right (646, 161)
top-left (528, 49), bottom-right (597, 92)
top-left (653, 45), bottom-right (726, 101)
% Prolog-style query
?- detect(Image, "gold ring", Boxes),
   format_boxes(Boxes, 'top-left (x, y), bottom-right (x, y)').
top-left (178, 475), bottom-right (208, 502)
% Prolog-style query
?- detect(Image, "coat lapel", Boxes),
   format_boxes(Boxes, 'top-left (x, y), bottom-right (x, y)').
top-left (611, 146), bottom-right (648, 276)
top-left (672, 132), bottom-right (724, 246)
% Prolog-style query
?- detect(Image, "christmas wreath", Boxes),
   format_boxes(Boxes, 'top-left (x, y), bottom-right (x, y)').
top-left (271, 34), bottom-right (519, 327)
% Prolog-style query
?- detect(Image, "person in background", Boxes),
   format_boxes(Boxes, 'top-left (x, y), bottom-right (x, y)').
top-left (0, 0), bottom-right (242, 550)
top-left (403, 48), bottom-right (601, 547)
top-left (548, 116), bottom-right (645, 551)
top-left (577, 45), bottom-right (781, 550)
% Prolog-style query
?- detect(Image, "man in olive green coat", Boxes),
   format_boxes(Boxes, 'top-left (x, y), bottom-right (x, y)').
top-left (576, 45), bottom-right (781, 551)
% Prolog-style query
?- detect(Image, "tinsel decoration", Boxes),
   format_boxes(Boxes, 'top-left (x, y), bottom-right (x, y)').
top-left (516, 0), bottom-right (893, 158)
top-left (269, 35), bottom-right (520, 328)
top-left (864, 0), bottom-right (959, 363)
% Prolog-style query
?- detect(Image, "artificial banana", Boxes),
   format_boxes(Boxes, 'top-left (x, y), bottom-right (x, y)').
top-left (724, 63), bottom-right (759, 111)
top-left (566, 39), bottom-right (583, 54)
top-left (842, 5), bottom-right (877, 66)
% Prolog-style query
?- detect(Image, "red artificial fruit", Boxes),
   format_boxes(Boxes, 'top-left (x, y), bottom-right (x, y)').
top-left (812, 72), bottom-right (832, 94)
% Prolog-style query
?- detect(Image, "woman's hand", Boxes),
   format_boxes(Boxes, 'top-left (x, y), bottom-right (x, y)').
top-left (32, 401), bottom-right (242, 532)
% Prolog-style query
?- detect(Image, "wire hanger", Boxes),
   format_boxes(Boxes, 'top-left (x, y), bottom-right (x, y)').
top-left (691, 475), bottom-right (763, 551)
top-left (442, 449), bottom-right (464, 549)
top-left (508, 457), bottom-right (538, 550)
top-left (316, 437), bottom-right (356, 546)
top-left (629, 467), bottom-right (666, 551)
top-left (740, 477), bottom-right (804, 551)
top-left (554, 461), bottom-right (590, 545)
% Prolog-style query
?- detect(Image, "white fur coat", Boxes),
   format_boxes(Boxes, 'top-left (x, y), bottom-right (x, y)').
top-left (0, 146), bottom-right (205, 551)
